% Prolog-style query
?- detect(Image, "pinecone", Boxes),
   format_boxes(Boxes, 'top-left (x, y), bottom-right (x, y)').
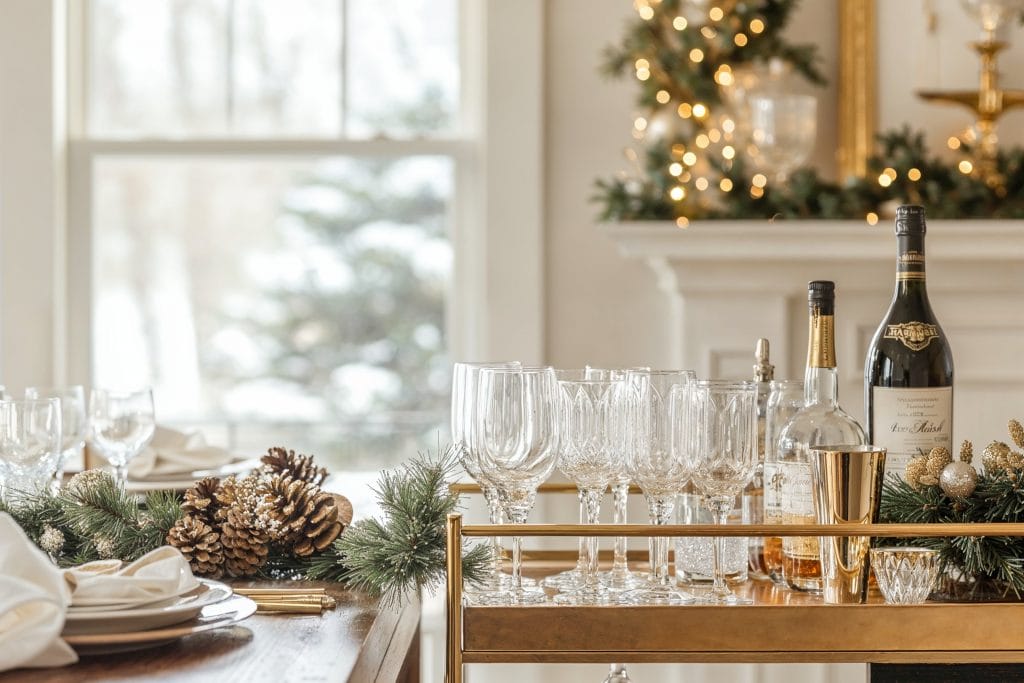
top-left (926, 447), bottom-right (952, 477)
top-left (220, 505), bottom-right (271, 577)
top-left (960, 440), bottom-right (974, 464)
top-left (167, 515), bottom-right (225, 578)
top-left (983, 441), bottom-right (1013, 474)
top-left (262, 475), bottom-right (343, 556)
top-left (905, 456), bottom-right (929, 491)
top-left (182, 477), bottom-right (222, 525)
top-left (1009, 419), bottom-right (1024, 449)
top-left (261, 447), bottom-right (327, 486)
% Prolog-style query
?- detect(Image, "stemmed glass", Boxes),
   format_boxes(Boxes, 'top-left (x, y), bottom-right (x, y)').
top-left (623, 369), bottom-right (695, 605)
top-left (681, 380), bottom-right (758, 605)
top-left (451, 361), bottom-right (521, 596)
top-left (25, 386), bottom-right (87, 488)
top-left (89, 388), bottom-right (156, 487)
top-left (0, 399), bottom-right (62, 502)
top-left (552, 377), bottom-right (619, 605)
top-left (475, 366), bottom-right (559, 605)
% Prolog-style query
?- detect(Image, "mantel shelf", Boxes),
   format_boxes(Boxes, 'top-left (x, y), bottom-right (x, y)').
top-left (600, 220), bottom-right (1024, 263)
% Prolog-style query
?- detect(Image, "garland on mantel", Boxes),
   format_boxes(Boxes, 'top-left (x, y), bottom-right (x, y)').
top-left (1, 445), bottom-right (489, 607)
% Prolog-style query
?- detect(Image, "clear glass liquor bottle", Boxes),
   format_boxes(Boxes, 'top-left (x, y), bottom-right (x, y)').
top-left (777, 281), bottom-right (866, 592)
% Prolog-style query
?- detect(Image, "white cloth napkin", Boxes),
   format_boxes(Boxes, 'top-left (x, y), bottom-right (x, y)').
top-left (0, 513), bottom-right (77, 672)
top-left (127, 426), bottom-right (236, 479)
top-left (64, 546), bottom-right (200, 608)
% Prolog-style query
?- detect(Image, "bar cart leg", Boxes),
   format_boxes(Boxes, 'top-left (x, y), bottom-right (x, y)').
top-left (870, 664), bottom-right (1024, 681)
top-left (445, 514), bottom-right (464, 683)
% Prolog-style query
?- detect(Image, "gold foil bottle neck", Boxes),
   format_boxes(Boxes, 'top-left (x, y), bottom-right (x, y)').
top-left (808, 312), bottom-right (836, 368)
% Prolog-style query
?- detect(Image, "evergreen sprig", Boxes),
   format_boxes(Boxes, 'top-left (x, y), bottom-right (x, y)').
top-left (314, 446), bottom-right (490, 607)
top-left (880, 474), bottom-right (1024, 599)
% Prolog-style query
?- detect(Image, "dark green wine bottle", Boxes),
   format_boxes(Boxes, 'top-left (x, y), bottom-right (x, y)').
top-left (865, 205), bottom-right (955, 481)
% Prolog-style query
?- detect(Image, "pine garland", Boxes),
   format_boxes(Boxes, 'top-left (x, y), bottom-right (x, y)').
top-left (2, 445), bottom-right (487, 608)
top-left (880, 421), bottom-right (1024, 600)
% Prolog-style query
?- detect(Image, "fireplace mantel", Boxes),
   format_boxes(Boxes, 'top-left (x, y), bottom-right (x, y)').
top-left (601, 220), bottom-right (1024, 439)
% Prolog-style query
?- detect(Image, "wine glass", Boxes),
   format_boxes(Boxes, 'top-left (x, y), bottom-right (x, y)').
top-left (681, 380), bottom-right (758, 605)
top-left (475, 366), bottom-right (560, 605)
top-left (603, 664), bottom-right (633, 683)
top-left (623, 369), bottom-right (696, 605)
top-left (89, 388), bottom-right (156, 486)
top-left (0, 398), bottom-right (62, 502)
top-left (451, 361), bottom-right (521, 597)
top-left (25, 386), bottom-right (87, 488)
top-left (552, 377), bottom-right (620, 605)
top-left (749, 93), bottom-right (817, 183)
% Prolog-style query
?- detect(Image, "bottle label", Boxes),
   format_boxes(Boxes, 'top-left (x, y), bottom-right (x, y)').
top-left (897, 234), bottom-right (926, 280)
top-left (807, 313), bottom-right (836, 369)
top-left (872, 386), bottom-right (953, 479)
top-left (763, 462), bottom-right (783, 523)
top-left (778, 460), bottom-right (817, 559)
top-left (884, 321), bottom-right (940, 351)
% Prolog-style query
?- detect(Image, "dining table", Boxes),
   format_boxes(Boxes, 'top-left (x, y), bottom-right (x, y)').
top-left (0, 580), bottom-right (421, 683)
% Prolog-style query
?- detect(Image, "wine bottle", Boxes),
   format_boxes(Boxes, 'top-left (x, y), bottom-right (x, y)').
top-left (865, 205), bottom-right (954, 481)
top-left (778, 281), bottom-right (866, 592)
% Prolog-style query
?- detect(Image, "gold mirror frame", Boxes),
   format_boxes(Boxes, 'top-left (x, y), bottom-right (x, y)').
top-left (838, 0), bottom-right (876, 178)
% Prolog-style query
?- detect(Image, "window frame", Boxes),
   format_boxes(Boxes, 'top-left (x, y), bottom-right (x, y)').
top-left (0, 0), bottom-right (544, 396)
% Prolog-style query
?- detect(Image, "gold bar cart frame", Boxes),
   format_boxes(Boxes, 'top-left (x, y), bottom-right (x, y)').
top-left (445, 516), bottom-right (1024, 683)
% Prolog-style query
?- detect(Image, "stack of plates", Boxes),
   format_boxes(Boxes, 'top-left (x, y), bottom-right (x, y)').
top-left (62, 579), bottom-right (256, 654)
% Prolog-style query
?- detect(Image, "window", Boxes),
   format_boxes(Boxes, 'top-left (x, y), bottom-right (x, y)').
top-left (73, 0), bottom-right (466, 470)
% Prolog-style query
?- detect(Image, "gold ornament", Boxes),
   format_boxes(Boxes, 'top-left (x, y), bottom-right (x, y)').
top-left (939, 461), bottom-right (978, 499)
top-left (261, 447), bottom-right (328, 486)
top-left (926, 446), bottom-right (953, 477)
top-left (261, 475), bottom-right (344, 556)
top-left (960, 440), bottom-right (974, 464)
top-left (905, 456), bottom-right (929, 491)
top-left (167, 515), bottom-right (225, 578)
top-left (1010, 419), bottom-right (1024, 449)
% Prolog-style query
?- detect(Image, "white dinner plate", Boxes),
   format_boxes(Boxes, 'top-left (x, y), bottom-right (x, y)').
top-left (124, 458), bottom-right (260, 492)
top-left (63, 594), bottom-right (257, 655)
top-left (63, 579), bottom-right (233, 635)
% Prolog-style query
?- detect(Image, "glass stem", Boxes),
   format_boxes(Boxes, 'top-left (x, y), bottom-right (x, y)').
top-left (575, 490), bottom-right (587, 573)
top-left (611, 482), bottom-right (629, 573)
top-left (483, 486), bottom-right (504, 578)
top-left (581, 488), bottom-right (602, 588)
top-left (503, 494), bottom-right (534, 597)
top-left (113, 462), bottom-right (128, 487)
top-left (645, 495), bottom-right (675, 587)
top-left (710, 496), bottom-right (733, 598)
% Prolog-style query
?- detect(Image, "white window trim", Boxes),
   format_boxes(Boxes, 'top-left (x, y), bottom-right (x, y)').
top-left (0, 0), bottom-right (544, 391)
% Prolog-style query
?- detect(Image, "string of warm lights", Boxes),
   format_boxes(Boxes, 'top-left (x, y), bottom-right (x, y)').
top-left (595, 1), bottom-right (1024, 223)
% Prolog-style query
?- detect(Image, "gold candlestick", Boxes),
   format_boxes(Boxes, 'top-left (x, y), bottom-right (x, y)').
top-left (918, 38), bottom-right (1024, 191)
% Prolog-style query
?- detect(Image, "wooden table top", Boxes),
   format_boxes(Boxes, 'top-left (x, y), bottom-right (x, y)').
top-left (0, 580), bottom-right (421, 683)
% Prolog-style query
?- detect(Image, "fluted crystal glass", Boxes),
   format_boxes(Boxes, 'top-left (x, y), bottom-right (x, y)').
top-left (475, 366), bottom-right (560, 605)
top-left (25, 386), bottom-right (87, 488)
top-left (451, 361), bottom-right (520, 596)
top-left (552, 378), bottom-right (619, 605)
top-left (0, 399), bottom-right (63, 503)
top-left (682, 380), bottom-right (758, 605)
top-left (623, 369), bottom-right (696, 605)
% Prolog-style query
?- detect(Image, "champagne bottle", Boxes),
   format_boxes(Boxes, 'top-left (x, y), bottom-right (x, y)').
top-left (778, 281), bottom-right (866, 592)
top-left (865, 205), bottom-right (954, 481)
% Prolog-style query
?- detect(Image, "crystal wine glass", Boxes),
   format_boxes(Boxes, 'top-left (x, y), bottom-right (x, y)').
top-left (451, 361), bottom-right (521, 597)
top-left (623, 369), bottom-right (696, 605)
top-left (0, 398), bottom-right (62, 502)
top-left (681, 380), bottom-right (758, 605)
top-left (552, 377), bottom-right (620, 605)
top-left (749, 93), bottom-right (817, 183)
top-left (89, 388), bottom-right (156, 486)
top-left (475, 366), bottom-right (560, 605)
top-left (25, 386), bottom-right (87, 488)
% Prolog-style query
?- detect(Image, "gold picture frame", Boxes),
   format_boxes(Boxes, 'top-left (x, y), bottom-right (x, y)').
top-left (838, 0), bottom-right (876, 178)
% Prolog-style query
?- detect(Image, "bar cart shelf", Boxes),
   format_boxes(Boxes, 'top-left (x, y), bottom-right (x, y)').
top-left (443, 516), bottom-right (1024, 682)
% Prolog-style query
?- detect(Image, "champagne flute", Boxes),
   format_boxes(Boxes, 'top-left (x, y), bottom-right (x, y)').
top-left (681, 380), bottom-right (758, 605)
top-left (89, 388), bottom-right (156, 486)
top-left (0, 398), bottom-right (62, 502)
top-left (25, 386), bottom-right (87, 487)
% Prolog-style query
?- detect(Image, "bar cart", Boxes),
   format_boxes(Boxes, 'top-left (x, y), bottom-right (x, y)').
top-left (444, 514), bottom-right (1024, 683)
